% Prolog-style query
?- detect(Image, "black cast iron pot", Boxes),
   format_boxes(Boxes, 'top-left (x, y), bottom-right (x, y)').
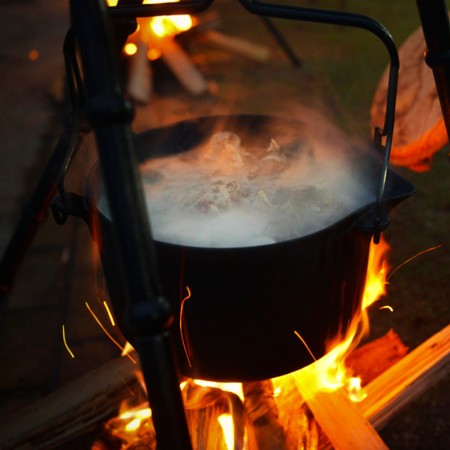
top-left (78, 115), bottom-right (414, 382)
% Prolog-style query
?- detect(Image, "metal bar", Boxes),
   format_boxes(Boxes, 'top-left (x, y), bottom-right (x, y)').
top-left (259, 16), bottom-right (301, 67)
top-left (69, 1), bottom-right (192, 449)
top-left (416, 0), bottom-right (450, 148)
top-left (0, 120), bottom-right (79, 294)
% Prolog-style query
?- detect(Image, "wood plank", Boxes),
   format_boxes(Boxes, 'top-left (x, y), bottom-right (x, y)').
top-left (201, 30), bottom-right (270, 62)
top-left (359, 324), bottom-right (450, 428)
top-left (307, 388), bottom-right (388, 450)
top-left (0, 353), bottom-right (140, 450)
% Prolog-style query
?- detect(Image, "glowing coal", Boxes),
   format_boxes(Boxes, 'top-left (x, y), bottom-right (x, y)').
top-left (98, 117), bottom-right (378, 248)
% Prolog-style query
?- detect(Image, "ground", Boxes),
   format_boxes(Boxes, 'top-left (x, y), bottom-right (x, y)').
top-left (0, 0), bottom-right (448, 449)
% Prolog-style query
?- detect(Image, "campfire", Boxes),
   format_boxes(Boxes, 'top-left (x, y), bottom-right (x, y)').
top-left (107, 0), bottom-right (271, 100)
top-left (91, 235), bottom-right (391, 450)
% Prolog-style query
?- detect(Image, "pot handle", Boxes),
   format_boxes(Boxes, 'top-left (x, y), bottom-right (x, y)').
top-left (51, 192), bottom-right (89, 225)
top-left (237, 0), bottom-right (399, 242)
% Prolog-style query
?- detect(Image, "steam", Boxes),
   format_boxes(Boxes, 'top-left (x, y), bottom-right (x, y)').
top-left (98, 115), bottom-right (379, 248)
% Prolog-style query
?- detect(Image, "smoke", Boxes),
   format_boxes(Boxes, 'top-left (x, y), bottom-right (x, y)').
top-left (98, 112), bottom-right (379, 248)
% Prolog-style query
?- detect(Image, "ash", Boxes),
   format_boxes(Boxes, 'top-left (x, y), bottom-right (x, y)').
top-left (135, 126), bottom-right (377, 248)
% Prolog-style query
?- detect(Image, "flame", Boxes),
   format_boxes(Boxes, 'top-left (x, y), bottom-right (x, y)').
top-left (273, 236), bottom-right (390, 401)
top-left (120, 405), bottom-right (152, 427)
top-left (107, 0), bottom-right (194, 59)
top-left (218, 413), bottom-right (234, 450)
top-left (149, 14), bottom-right (193, 38)
top-left (362, 236), bottom-right (390, 310)
top-left (193, 379), bottom-right (244, 401)
top-left (100, 236), bottom-right (391, 447)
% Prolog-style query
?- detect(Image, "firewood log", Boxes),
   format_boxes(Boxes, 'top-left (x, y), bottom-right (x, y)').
top-left (0, 327), bottom-right (448, 450)
top-left (242, 380), bottom-right (287, 450)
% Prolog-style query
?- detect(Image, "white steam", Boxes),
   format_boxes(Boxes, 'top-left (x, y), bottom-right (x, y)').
top-left (98, 117), bottom-right (378, 248)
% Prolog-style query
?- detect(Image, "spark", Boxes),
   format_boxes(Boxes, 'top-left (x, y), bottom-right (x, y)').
top-left (62, 324), bottom-right (75, 358)
top-left (147, 47), bottom-right (162, 61)
top-left (180, 286), bottom-right (192, 367)
top-left (388, 244), bottom-right (442, 280)
top-left (28, 49), bottom-right (39, 61)
top-left (121, 341), bottom-right (135, 357)
top-left (85, 302), bottom-right (137, 364)
top-left (379, 305), bottom-right (394, 312)
top-left (294, 330), bottom-right (317, 362)
top-left (103, 300), bottom-right (116, 326)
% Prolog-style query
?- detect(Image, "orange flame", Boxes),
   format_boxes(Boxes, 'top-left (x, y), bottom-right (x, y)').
top-left (274, 236), bottom-right (390, 401)
top-left (100, 235), bottom-right (392, 446)
top-left (107, 0), bottom-right (195, 59)
top-left (218, 413), bottom-right (234, 450)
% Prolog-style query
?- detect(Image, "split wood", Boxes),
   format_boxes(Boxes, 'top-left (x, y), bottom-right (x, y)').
top-left (0, 325), bottom-right (448, 449)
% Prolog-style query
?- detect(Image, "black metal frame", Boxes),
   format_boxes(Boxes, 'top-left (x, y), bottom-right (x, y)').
top-left (416, 0), bottom-right (450, 156)
top-left (0, 0), bottom-right (448, 448)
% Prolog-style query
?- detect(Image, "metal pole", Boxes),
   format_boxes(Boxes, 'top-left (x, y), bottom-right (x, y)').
top-left (69, 1), bottom-right (192, 448)
top-left (416, 0), bottom-right (450, 150)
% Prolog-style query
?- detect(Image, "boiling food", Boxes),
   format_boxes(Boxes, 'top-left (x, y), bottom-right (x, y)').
top-left (133, 130), bottom-right (377, 248)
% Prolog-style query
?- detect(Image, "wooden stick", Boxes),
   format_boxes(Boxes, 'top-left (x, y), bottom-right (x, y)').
top-left (147, 30), bottom-right (209, 96)
top-left (126, 40), bottom-right (153, 104)
top-left (318, 325), bottom-right (450, 449)
top-left (201, 30), bottom-right (270, 62)
top-left (294, 360), bottom-right (388, 450)
top-left (359, 324), bottom-right (450, 428)
top-left (308, 388), bottom-right (388, 450)
top-left (242, 380), bottom-right (287, 450)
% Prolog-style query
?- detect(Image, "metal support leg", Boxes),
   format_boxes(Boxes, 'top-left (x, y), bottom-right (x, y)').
top-left (69, 1), bottom-right (192, 448)
top-left (416, 0), bottom-right (450, 158)
top-left (0, 118), bottom-right (81, 294)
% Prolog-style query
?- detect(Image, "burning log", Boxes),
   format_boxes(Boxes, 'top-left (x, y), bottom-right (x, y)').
top-left (360, 324), bottom-right (450, 429)
top-left (242, 380), bottom-right (287, 449)
top-left (0, 353), bottom-right (141, 450)
top-left (302, 388), bottom-right (388, 450)
top-left (147, 30), bottom-right (209, 96)
top-left (345, 328), bottom-right (409, 386)
top-left (317, 325), bottom-right (450, 449)
top-left (0, 326), bottom-right (448, 449)
top-left (183, 382), bottom-right (246, 450)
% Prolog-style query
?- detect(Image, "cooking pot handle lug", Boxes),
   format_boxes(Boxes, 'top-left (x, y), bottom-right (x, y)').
top-left (51, 192), bottom-right (89, 225)
top-left (354, 207), bottom-right (391, 243)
